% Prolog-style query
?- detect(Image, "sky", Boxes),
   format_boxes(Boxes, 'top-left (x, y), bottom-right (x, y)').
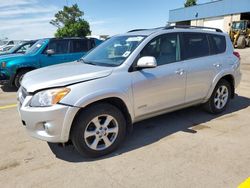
top-left (0, 0), bottom-right (209, 40)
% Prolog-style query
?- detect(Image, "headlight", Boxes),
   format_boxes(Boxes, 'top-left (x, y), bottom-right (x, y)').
top-left (1, 62), bottom-right (7, 68)
top-left (30, 88), bottom-right (70, 107)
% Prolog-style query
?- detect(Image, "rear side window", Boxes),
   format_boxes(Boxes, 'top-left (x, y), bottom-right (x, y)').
top-left (208, 34), bottom-right (226, 55)
top-left (70, 39), bottom-right (94, 53)
top-left (48, 40), bottom-right (69, 54)
top-left (182, 33), bottom-right (209, 60)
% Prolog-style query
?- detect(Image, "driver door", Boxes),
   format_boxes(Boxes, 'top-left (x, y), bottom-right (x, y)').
top-left (40, 39), bottom-right (71, 67)
top-left (131, 33), bottom-right (187, 118)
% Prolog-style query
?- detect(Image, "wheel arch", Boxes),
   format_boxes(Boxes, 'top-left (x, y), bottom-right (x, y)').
top-left (206, 74), bottom-right (235, 102)
top-left (65, 96), bottom-right (133, 143)
top-left (12, 66), bottom-right (36, 85)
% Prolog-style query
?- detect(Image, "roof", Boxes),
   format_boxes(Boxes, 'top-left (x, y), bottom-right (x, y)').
top-left (169, 0), bottom-right (250, 23)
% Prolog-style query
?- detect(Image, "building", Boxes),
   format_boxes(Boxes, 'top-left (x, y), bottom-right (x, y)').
top-left (169, 0), bottom-right (250, 33)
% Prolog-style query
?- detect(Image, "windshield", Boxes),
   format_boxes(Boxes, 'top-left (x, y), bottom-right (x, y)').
top-left (82, 35), bottom-right (145, 67)
top-left (25, 39), bottom-right (47, 54)
top-left (232, 21), bottom-right (246, 30)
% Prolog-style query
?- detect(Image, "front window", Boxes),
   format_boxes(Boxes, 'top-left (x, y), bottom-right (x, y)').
top-left (82, 35), bottom-right (145, 67)
top-left (232, 21), bottom-right (246, 30)
top-left (25, 39), bottom-right (47, 55)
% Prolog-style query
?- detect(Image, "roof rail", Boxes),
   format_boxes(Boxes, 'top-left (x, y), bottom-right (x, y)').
top-left (127, 29), bottom-right (148, 33)
top-left (127, 27), bottom-right (165, 33)
top-left (165, 25), bottom-right (223, 33)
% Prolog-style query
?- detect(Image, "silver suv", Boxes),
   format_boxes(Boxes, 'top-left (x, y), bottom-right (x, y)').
top-left (18, 26), bottom-right (241, 157)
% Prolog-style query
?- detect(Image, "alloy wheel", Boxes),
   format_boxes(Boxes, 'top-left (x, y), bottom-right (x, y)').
top-left (214, 85), bottom-right (229, 109)
top-left (84, 115), bottom-right (119, 151)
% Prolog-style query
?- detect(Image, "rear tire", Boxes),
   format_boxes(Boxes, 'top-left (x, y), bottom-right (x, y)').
top-left (237, 36), bottom-right (246, 49)
top-left (204, 79), bottom-right (232, 114)
top-left (14, 69), bottom-right (30, 89)
top-left (71, 103), bottom-right (127, 158)
top-left (246, 38), bottom-right (250, 47)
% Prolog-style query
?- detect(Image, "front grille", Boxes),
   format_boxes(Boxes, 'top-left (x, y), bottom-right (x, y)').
top-left (21, 87), bottom-right (28, 99)
top-left (19, 87), bottom-right (28, 104)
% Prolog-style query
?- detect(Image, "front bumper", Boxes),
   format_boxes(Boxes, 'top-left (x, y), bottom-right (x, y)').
top-left (0, 69), bottom-right (10, 84)
top-left (18, 91), bottom-right (79, 143)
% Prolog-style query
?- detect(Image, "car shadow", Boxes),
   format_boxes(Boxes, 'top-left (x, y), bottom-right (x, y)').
top-left (0, 84), bottom-right (17, 92)
top-left (48, 95), bottom-right (250, 162)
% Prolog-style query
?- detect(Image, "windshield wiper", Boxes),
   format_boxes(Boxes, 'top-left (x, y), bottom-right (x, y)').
top-left (79, 58), bottom-right (98, 66)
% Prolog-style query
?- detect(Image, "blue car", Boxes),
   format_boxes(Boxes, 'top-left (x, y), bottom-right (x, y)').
top-left (0, 37), bottom-right (102, 88)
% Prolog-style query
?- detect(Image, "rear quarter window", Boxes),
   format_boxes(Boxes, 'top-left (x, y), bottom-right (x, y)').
top-left (208, 34), bottom-right (226, 55)
top-left (182, 32), bottom-right (210, 60)
top-left (70, 39), bottom-right (93, 53)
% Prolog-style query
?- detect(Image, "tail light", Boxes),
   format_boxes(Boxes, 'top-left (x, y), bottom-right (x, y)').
top-left (233, 51), bottom-right (241, 60)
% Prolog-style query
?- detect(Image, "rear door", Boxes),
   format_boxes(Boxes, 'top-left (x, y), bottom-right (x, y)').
top-left (182, 32), bottom-right (225, 102)
top-left (40, 39), bottom-right (71, 67)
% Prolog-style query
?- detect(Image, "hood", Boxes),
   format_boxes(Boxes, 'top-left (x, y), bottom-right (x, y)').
top-left (0, 53), bottom-right (25, 61)
top-left (22, 61), bottom-right (114, 92)
top-left (0, 52), bottom-right (10, 56)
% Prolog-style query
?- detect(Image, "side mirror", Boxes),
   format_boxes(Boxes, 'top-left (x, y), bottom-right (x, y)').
top-left (136, 56), bottom-right (157, 69)
top-left (46, 49), bottom-right (55, 56)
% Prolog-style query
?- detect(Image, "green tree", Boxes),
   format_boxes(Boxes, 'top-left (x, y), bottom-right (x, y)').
top-left (50, 4), bottom-right (91, 37)
top-left (184, 0), bottom-right (197, 7)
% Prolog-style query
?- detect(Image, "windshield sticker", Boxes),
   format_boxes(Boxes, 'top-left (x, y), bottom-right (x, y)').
top-left (126, 37), bottom-right (144, 42)
top-left (122, 51), bottom-right (131, 57)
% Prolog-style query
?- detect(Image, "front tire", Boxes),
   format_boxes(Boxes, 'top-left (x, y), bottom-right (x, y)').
top-left (204, 79), bottom-right (232, 114)
top-left (71, 103), bottom-right (127, 158)
top-left (14, 69), bottom-right (30, 89)
top-left (237, 36), bottom-right (246, 49)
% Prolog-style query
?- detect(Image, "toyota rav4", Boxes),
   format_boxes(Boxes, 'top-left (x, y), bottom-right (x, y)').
top-left (17, 26), bottom-right (242, 157)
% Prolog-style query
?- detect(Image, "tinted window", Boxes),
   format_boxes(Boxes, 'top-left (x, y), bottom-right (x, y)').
top-left (48, 40), bottom-right (69, 54)
top-left (141, 33), bottom-right (180, 66)
top-left (70, 39), bottom-right (92, 53)
top-left (247, 22), bottom-right (250, 29)
top-left (208, 34), bottom-right (226, 55)
top-left (8, 41), bottom-right (14, 45)
top-left (182, 33), bottom-right (209, 60)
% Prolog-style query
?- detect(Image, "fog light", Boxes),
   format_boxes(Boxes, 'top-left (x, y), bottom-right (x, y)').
top-left (43, 123), bottom-right (50, 132)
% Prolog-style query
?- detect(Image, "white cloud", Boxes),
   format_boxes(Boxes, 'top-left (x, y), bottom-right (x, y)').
top-left (0, 0), bottom-right (36, 8)
top-left (0, 0), bottom-right (59, 40)
top-left (0, 0), bottom-right (114, 39)
top-left (0, 6), bottom-right (58, 17)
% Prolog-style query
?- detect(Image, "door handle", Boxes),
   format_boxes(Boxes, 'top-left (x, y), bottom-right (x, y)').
top-left (213, 63), bottom-right (222, 68)
top-left (175, 69), bottom-right (184, 75)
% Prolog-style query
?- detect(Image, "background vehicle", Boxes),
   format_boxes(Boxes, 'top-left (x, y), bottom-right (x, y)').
top-left (0, 37), bottom-right (102, 88)
top-left (0, 45), bottom-right (14, 52)
top-left (18, 26), bottom-right (241, 158)
top-left (0, 40), bottom-right (37, 56)
top-left (229, 20), bottom-right (250, 48)
top-left (0, 40), bottom-right (18, 51)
